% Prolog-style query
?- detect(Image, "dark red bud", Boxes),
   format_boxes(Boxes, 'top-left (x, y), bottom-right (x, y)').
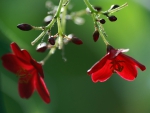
top-left (93, 30), bottom-right (99, 42)
top-left (94, 6), bottom-right (102, 12)
top-left (99, 19), bottom-right (106, 24)
top-left (36, 42), bottom-right (47, 52)
top-left (107, 45), bottom-right (114, 53)
top-left (72, 37), bottom-right (83, 45)
top-left (48, 36), bottom-right (55, 45)
top-left (109, 15), bottom-right (117, 22)
top-left (17, 23), bottom-right (33, 31)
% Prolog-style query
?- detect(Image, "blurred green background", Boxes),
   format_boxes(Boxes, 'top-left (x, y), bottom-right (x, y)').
top-left (0, 0), bottom-right (150, 113)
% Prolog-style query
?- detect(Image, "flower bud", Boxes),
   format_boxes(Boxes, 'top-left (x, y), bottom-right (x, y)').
top-left (108, 15), bottom-right (117, 22)
top-left (99, 19), bottom-right (106, 24)
top-left (48, 36), bottom-right (55, 45)
top-left (94, 6), bottom-right (102, 12)
top-left (93, 30), bottom-right (99, 42)
top-left (72, 37), bottom-right (83, 45)
top-left (109, 4), bottom-right (119, 10)
top-left (74, 17), bottom-right (85, 25)
top-left (36, 42), bottom-right (47, 52)
top-left (17, 23), bottom-right (33, 31)
top-left (44, 15), bottom-right (52, 24)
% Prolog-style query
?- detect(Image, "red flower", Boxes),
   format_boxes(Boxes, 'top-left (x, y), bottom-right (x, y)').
top-left (87, 45), bottom-right (146, 82)
top-left (1, 42), bottom-right (50, 103)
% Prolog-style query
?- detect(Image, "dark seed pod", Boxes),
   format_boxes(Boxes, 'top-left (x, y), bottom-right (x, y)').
top-left (108, 15), bottom-right (117, 22)
top-left (94, 6), bottom-right (102, 12)
top-left (71, 37), bottom-right (83, 45)
top-left (110, 4), bottom-right (119, 10)
top-left (36, 42), bottom-right (47, 52)
top-left (17, 23), bottom-right (33, 31)
top-left (99, 19), bottom-right (106, 24)
top-left (48, 36), bottom-right (55, 45)
top-left (93, 30), bottom-right (99, 42)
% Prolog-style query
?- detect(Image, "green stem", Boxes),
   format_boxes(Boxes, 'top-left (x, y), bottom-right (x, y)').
top-left (84, 0), bottom-right (109, 45)
top-left (108, 2), bottom-right (128, 14)
top-left (55, 0), bottom-right (64, 17)
top-left (42, 0), bottom-right (67, 64)
top-left (42, 46), bottom-right (57, 63)
top-left (101, 3), bottom-right (128, 16)
top-left (31, 31), bottom-right (46, 45)
top-left (92, 13), bottom-right (109, 45)
top-left (71, 10), bottom-right (86, 20)
top-left (61, 4), bottom-right (68, 33)
top-left (57, 17), bottom-right (63, 49)
top-left (31, 0), bottom-right (64, 46)
top-left (83, 0), bottom-right (97, 13)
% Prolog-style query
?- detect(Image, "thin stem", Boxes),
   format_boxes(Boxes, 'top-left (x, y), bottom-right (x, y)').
top-left (41, 0), bottom-right (67, 64)
top-left (84, 0), bottom-right (109, 45)
top-left (61, 4), bottom-right (68, 33)
top-left (91, 13), bottom-right (109, 45)
top-left (98, 24), bottom-right (109, 45)
top-left (42, 46), bottom-right (57, 63)
top-left (71, 10), bottom-right (86, 19)
top-left (55, 0), bottom-right (64, 17)
top-left (108, 2), bottom-right (128, 14)
top-left (101, 3), bottom-right (128, 16)
top-left (57, 17), bottom-right (63, 49)
top-left (31, 0), bottom-right (64, 46)
top-left (83, 0), bottom-right (97, 13)
top-left (31, 31), bottom-right (46, 46)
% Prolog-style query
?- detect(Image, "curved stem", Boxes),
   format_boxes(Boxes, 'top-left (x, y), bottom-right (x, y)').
top-left (42, 46), bottom-right (57, 63)
top-left (91, 13), bottom-right (109, 45)
top-left (55, 0), bottom-right (64, 18)
top-left (108, 2), bottom-right (128, 14)
top-left (83, 0), bottom-right (97, 13)
top-left (31, 31), bottom-right (46, 46)
top-left (31, 0), bottom-right (64, 46)
top-left (41, 0), bottom-right (68, 64)
top-left (84, 0), bottom-right (109, 45)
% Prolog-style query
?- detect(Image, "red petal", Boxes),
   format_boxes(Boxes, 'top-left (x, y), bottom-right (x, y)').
top-left (87, 54), bottom-right (109, 75)
top-left (120, 53), bottom-right (146, 71)
top-left (22, 50), bottom-right (32, 61)
top-left (116, 55), bottom-right (137, 81)
top-left (11, 42), bottom-right (31, 63)
top-left (91, 60), bottom-right (113, 82)
top-left (11, 42), bottom-right (24, 58)
top-left (31, 59), bottom-right (44, 78)
top-left (35, 75), bottom-right (50, 103)
top-left (1, 54), bottom-right (33, 74)
top-left (18, 71), bottom-right (35, 99)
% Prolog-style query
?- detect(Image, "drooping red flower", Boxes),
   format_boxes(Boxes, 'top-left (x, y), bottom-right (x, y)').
top-left (87, 45), bottom-right (146, 82)
top-left (1, 42), bottom-right (50, 103)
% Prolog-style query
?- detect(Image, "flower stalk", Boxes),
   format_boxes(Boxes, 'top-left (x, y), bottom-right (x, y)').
top-left (41, 0), bottom-right (69, 64)
top-left (31, 0), bottom-right (64, 46)
top-left (84, 0), bottom-right (128, 46)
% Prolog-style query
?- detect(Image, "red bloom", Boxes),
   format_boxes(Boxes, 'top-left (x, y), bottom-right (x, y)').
top-left (1, 42), bottom-right (50, 103)
top-left (87, 45), bottom-right (146, 82)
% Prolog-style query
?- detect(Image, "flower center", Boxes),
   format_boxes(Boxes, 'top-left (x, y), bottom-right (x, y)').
top-left (16, 67), bottom-right (32, 83)
top-left (110, 60), bottom-right (124, 73)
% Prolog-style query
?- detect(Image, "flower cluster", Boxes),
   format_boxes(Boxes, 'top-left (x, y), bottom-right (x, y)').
top-left (85, 2), bottom-right (146, 82)
top-left (0, 0), bottom-right (146, 104)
